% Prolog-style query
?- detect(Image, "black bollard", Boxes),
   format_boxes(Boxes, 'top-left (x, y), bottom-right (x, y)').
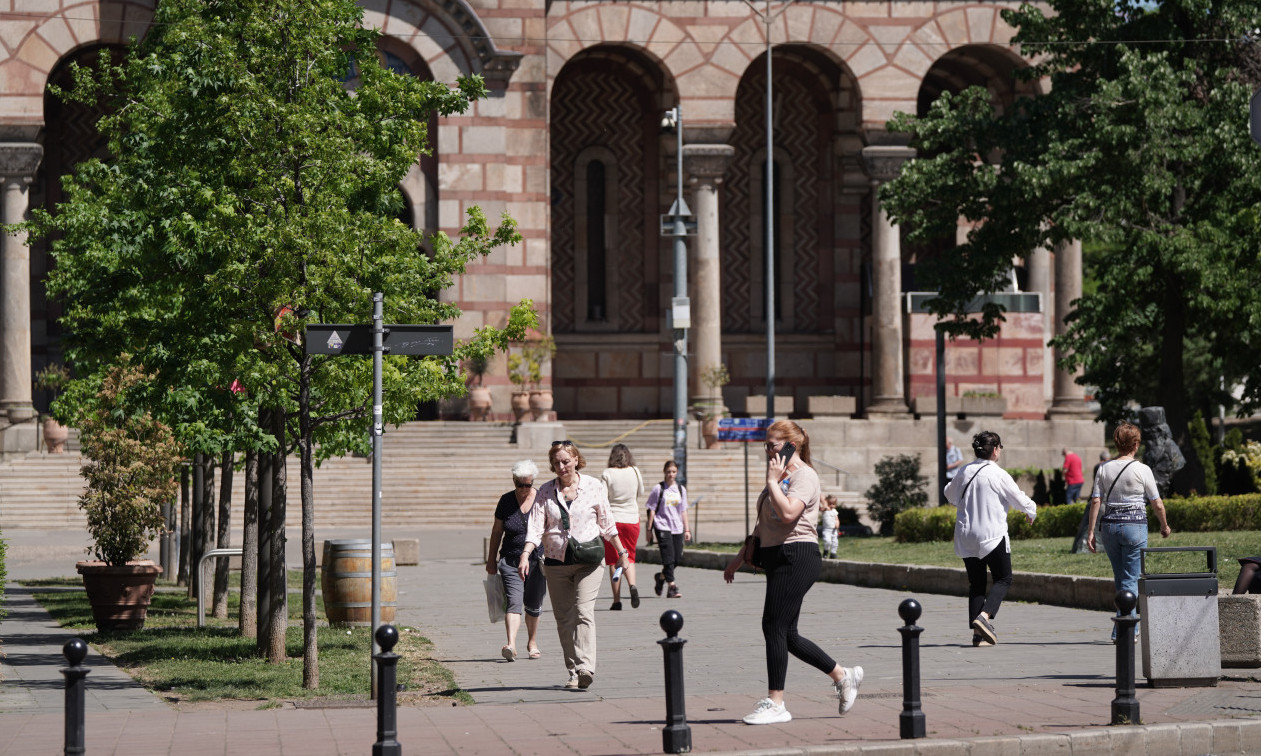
top-left (658, 610), bottom-right (691, 754)
top-left (373, 625), bottom-right (401, 756)
top-left (897, 598), bottom-right (927, 739)
top-left (62, 638), bottom-right (90, 755)
top-left (1111, 590), bottom-right (1141, 725)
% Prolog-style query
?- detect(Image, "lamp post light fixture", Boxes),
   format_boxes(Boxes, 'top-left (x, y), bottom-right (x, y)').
top-left (660, 106), bottom-right (694, 485)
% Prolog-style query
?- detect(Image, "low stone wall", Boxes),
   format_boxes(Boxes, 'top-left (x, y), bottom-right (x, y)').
top-left (637, 548), bottom-right (1116, 612)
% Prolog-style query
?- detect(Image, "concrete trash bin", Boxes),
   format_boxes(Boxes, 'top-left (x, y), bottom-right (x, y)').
top-left (1138, 546), bottom-right (1221, 688)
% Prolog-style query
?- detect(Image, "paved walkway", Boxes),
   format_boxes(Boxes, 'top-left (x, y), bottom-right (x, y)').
top-left (1, 526), bottom-right (1260, 754)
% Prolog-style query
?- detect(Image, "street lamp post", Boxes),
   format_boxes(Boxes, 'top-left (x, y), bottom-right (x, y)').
top-left (743, 0), bottom-right (795, 419)
top-left (662, 107), bottom-right (692, 484)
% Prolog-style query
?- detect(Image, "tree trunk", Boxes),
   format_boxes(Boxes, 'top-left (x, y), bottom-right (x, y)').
top-left (212, 451), bottom-right (234, 619)
top-left (300, 356), bottom-right (318, 689)
top-left (1158, 279), bottom-right (1205, 496)
top-left (256, 412), bottom-right (274, 656)
top-left (189, 453), bottom-right (204, 599)
top-left (178, 464), bottom-right (190, 586)
top-left (265, 410), bottom-right (288, 664)
top-left (240, 450), bottom-right (258, 639)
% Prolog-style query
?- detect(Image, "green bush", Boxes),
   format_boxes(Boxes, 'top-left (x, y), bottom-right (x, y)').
top-left (1163, 494), bottom-right (1261, 532)
top-left (1008, 502), bottom-right (1086, 538)
top-left (1189, 411), bottom-right (1216, 496)
top-left (893, 505), bottom-right (955, 542)
top-left (865, 454), bottom-right (929, 536)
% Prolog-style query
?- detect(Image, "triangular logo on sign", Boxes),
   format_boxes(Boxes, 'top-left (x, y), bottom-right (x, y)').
top-left (327, 331), bottom-right (344, 351)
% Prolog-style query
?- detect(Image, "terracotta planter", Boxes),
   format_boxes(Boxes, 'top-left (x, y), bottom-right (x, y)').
top-left (43, 417), bottom-right (69, 454)
top-left (702, 418), bottom-right (720, 449)
top-left (529, 389), bottom-right (553, 422)
top-left (511, 391), bottom-right (531, 423)
top-left (76, 560), bottom-right (163, 632)
top-left (467, 387), bottom-right (493, 421)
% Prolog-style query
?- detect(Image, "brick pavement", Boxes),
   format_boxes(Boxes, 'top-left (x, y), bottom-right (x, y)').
top-left (1, 526), bottom-right (1260, 754)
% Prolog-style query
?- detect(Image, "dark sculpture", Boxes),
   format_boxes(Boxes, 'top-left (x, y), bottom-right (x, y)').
top-left (1138, 406), bottom-right (1185, 495)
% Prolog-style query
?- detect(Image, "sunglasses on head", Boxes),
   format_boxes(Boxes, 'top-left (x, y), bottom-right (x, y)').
top-left (551, 439), bottom-right (574, 447)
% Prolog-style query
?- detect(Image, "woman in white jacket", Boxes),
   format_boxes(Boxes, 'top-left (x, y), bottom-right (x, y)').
top-left (944, 431), bottom-right (1036, 647)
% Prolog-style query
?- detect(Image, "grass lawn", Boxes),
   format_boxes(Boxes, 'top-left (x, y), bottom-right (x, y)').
top-left (695, 530), bottom-right (1255, 588)
top-left (23, 572), bottom-right (470, 709)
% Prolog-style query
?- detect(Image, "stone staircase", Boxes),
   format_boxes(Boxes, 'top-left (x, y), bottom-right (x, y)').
top-left (0, 420), bottom-right (867, 535)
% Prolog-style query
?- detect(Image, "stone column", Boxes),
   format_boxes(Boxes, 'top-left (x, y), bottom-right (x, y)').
top-left (1026, 244), bottom-right (1053, 405)
top-left (861, 145), bottom-right (915, 415)
top-left (0, 143), bottom-right (44, 425)
top-left (1050, 238), bottom-right (1090, 413)
top-left (683, 144), bottom-right (735, 416)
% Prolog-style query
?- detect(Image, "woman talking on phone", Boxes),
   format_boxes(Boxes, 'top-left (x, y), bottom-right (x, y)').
top-left (723, 420), bottom-right (863, 725)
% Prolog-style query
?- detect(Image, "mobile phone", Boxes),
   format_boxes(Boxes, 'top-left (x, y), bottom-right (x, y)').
top-left (776, 442), bottom-right (797, 467)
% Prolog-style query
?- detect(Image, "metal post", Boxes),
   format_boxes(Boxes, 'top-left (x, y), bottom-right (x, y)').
top-left (935, 327), bottom-right (947, 505)
top-left (743, 442), bottom-right (750, 536)
top-left (763, 4), bottom-right (775, 417)
top-left (61, 638), bottom-right (89, 755)
top-left (897, 598), bottom-right (927, 739)
top-left (667, 106), bottom-right (690, 488)
top-left (1112, 590), bottom-right (1141, 725)
top-left (160, 499), bottom-right (172, 580)
top-left (658, 610), bottom-right (691, 754)
top-left (371, 292), bottom-right (385, 697)
top-left (373, 625), bottom-right (402, 756)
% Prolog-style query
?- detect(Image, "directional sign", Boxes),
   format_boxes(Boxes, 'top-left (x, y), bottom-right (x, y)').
top-left (304, 324), bottom-right (453, 356)
top-left (716, 417), bottom-right (773, 442)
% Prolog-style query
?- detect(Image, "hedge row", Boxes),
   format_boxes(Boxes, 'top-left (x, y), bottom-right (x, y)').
top-left (893, 494), bottom-right (1261, 543)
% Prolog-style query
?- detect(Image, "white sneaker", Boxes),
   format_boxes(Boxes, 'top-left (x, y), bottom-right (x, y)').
top-left (742, 697), bottom-right (792, 725)
top-left (834, 666), bottom-right (863, 714)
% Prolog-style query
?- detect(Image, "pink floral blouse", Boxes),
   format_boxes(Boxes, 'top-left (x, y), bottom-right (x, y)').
top-left (525, 473), bottom-right (619, 561)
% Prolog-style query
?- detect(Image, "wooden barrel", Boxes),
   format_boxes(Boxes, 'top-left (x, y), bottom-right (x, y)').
top-left (321, 539), bottom-right (397, 627)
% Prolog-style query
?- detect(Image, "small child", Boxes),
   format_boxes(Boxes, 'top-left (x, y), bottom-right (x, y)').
top-left (819, 494), bottom-right (840, 559)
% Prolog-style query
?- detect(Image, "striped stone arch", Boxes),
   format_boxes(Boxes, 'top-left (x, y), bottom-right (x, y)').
top-left (370, 0), bottom-right (521, 84)
top-left (546, 5), bottom-right (680, 90)
top-left (0, 1), bottom-right (155, 130)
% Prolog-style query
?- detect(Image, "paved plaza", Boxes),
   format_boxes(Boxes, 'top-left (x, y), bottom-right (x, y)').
top-left (1, 525), bottom-right (1260, 754)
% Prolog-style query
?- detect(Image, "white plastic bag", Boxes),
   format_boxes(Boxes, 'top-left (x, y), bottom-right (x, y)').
top-left (483, 575), bottom-right (506, 624)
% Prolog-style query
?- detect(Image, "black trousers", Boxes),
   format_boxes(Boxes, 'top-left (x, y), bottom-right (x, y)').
top-left (760, 542), bottom-right (836, 690)
top-left (962, 538), bottom-right (1013, 624)
top-left (655, 529), bottom-right (684, 582)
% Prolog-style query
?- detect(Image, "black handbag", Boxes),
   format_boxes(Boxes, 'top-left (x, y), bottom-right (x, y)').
top-left (568, 535), bottom-right (605, 565)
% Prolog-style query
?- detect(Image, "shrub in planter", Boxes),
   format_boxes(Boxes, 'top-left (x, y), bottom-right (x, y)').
top-left (865, 454), bottom-right (929, 536)
top-left (74, 362), bottom-right (182, 631)
top-left (893, 505), bottom-right (955, 543)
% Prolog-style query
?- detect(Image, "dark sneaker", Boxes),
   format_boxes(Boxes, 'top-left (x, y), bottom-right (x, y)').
top-left (972, 633), bottom-right (993, 648)
top-left (654, 572), bottom-right (666, 596)
top-left (609, 601), bottom-right (622, 611)
top-left (667, 585), bottom-right (681, 599)
top-left (971, 614), bottom-right (998, 645)
top-left (629, 585), bottom-right (641, 609)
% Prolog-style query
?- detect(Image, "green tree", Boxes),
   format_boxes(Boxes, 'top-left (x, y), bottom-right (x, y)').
top-left (880, 0), bottom-right (1261, 494)
top-left (29, 0), bottom-right (533, 686)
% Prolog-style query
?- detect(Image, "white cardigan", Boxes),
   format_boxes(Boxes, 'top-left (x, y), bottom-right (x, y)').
top-left (944, 459), bottom-right (1037, 559)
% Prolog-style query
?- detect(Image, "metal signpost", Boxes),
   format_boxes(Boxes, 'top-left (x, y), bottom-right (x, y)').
top-left (660, 106), bottom-right (695, 486)
top-left (306, 295), bottom-right (453, 696)
top-left (716, 417), bottom-right (774, 534)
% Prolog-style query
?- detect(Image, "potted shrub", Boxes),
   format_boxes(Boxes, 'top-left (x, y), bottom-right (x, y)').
top-left (698, 363), bottom-right (730, 449)
top-left (34, 363), bottom-right (71, 453)
top-left (960, 390), bottom-right (1006, 417)
top-left (507, 353), bottom-right (532, 423)
top-left (523, 334), bottom-right (557, 421)
top-left (465, 352), bottom-right (493, 421)
top-left (74, 362), bottom-right (181, 632)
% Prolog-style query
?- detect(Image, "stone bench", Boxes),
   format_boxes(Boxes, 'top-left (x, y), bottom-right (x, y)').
top-left (1219, 592), bottom-right (1261, 668)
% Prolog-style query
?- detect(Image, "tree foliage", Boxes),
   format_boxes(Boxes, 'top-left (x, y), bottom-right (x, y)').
top-left (26, 0), bottom-right (535, 685)
top-left (880, 0), bottom-right (1261, 492)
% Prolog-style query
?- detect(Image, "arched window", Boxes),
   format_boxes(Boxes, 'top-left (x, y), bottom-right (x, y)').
top-left (573, 147), bottom-right (619, 328)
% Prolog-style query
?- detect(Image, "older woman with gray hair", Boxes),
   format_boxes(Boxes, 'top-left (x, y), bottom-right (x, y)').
top-left (485, 459), bottom-right (548, 661)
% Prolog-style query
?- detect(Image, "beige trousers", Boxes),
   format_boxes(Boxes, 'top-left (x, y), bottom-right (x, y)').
top-left (543, 562), bottom-right (603, 675)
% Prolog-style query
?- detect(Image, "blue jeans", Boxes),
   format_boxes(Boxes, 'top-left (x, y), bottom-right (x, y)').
top-left (1101, 521), bottom-right (1147, 617)
top-left (1065, 483), bottom-right (1083, 504)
